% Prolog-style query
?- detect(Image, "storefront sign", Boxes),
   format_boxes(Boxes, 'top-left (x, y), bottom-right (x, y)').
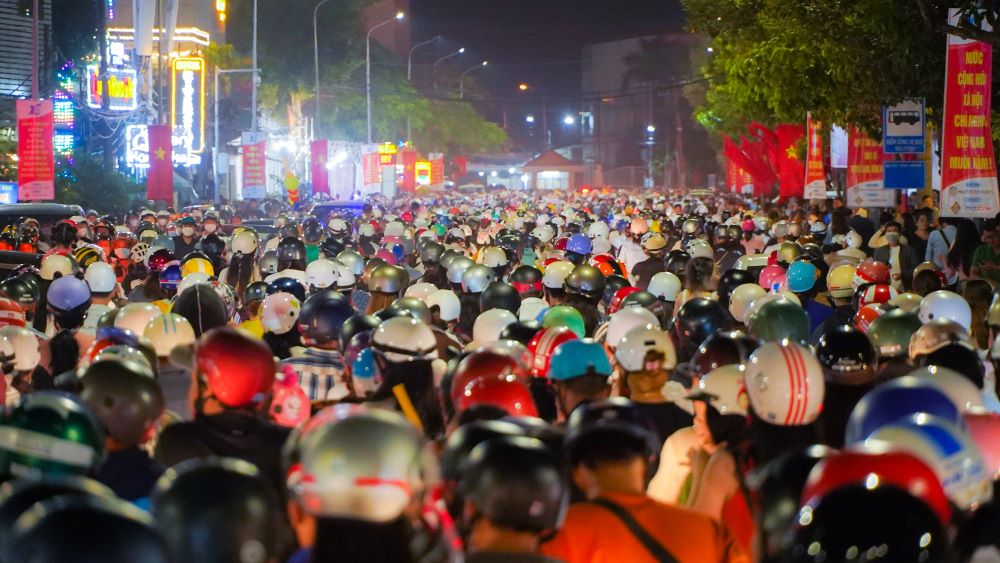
top-left (241, 131), bottom-right (267, 199)
top-left (171, 58), bottom-right (206, 153)
top-left (16, 100), bottom-right (54, 201)
top-left (803, 113), bottom-right (826, 199)
top-left (846, 127), bottom-right (893, 208)
top-left (86, 65), bottom-right (137, 111)
top-left (125, 124), bottom-right (201, 168)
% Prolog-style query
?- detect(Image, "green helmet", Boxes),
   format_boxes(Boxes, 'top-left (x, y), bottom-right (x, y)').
top-left (748, 297), bottom-right (809, 344)
top-left (542, 305), bottom-right (586, 338)
top-left (0, 392), bottom-right (104, 479)
top-left (868, 308), bottom-right (924, 359)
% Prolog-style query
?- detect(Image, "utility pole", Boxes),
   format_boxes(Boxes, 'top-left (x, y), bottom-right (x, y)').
top-left (251, 0), bottom-right (258, 131)
top-left (98, 0), bottom-right (113, 167)
top-left (215, 68), bottom-right (257, 204)
top-left (30, 0), bottom-right (38, 98)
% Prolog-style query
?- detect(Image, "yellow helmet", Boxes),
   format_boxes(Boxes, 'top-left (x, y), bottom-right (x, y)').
top-left (649, 220), bottom-right (661, 233)
top-left (827, 264), bottom-right (856, 299)
top-left (181, 257), bottom-right (215, 277)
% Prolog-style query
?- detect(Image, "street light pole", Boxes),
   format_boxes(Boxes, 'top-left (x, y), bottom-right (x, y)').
top-left (313, 0), bottom-right (332, 139)
top-left (459, 61), bottom-right (488, 99)
top-left (432, 47), bottom-right (464, 90)
top-left (519, 83), bottom-right (548, 148)
top-left (251, 0), bottom-right (258, 131)
top-left (406, 35), bottom-right (439, 143)
top-left (367, 12), bottom-right (405, 144)
top-left (214, 67), bottom-right (258, 204)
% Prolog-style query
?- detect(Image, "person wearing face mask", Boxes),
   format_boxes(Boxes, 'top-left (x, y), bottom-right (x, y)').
top-left (140, 209), bottom-right (156, 225)
top-left (172, 217), bottom-right (201, 259)
top-left (872, 221), bottom-right (918, 290)
top-left (201, 212), bottom-right (221, 236)
top-left (155, 209), bottom-right (170, 231)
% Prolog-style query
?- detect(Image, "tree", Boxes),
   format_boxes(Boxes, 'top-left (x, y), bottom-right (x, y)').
top-left (55, 154), bottom-right (144, 215)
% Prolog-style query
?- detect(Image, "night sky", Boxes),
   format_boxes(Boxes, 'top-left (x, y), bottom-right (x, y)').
top-left (410, 0), bottom-right (687, 104)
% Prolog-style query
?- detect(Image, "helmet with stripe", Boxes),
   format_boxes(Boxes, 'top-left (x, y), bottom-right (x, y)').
top-left (744, 341), bottom-right (824, 426)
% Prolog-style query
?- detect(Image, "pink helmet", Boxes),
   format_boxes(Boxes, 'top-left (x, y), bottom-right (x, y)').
top-left (759, 265), bottom-right (786, 291)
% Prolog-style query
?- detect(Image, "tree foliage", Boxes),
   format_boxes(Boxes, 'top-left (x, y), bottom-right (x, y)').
top-left (55, 154), bottom-right (144, 215)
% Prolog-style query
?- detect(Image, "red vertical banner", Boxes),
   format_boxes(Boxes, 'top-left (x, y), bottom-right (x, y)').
top-left (17, 100), bottom-right (54, 201)
top-left (452, 155), bottom-right (468, 181)
top-left (846, 127), bottom-right (893, 208)
top-left (399, 148), bottom-right (417, 193)
top-left (361, 152), bottom-right (381, 186)
top-left (776, 124), bottom-right (805, 199)
top-left (429, 157), bottom-right (444, 185)
top-left (146, 124), bottom-right (174, 202)
top-left (241, 131), bottom-right (267, 199)
top-left (726, 154), bottom-right (738, 192)
top-left (803, 113), bottom-right (826, 199)
top-left (940, 9), bottom-right (998, 217)
top-left (310, 140), bottom-right (329, 195)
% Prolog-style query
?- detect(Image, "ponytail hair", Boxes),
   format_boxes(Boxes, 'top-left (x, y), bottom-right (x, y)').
top-left (49, 328), bottom-right (80, 376)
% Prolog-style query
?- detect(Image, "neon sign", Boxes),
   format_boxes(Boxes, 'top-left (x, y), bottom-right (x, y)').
top-left (170, 58), bottom-right (206, 153)
top-left (415, 160), bottom-right (431, 186)
top-left (85, 65), bottom-right (138, 110)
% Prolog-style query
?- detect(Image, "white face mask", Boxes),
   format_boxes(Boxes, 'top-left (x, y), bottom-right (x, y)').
top-left (203, 223), bottom-right (218, 234)
top-left (157, 219), bottom-right (168, 227)
top-left (181, 227), bottom-right (195, 237)
top-left (127, 219), bottom-right (139, 228)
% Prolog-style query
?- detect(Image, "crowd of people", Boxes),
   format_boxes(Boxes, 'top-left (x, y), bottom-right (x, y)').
top-left (0, 188), bottom-right (997, 562)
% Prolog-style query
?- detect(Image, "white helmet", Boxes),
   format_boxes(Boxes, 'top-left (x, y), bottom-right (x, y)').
top-left (845, 231), bottom-right (863, 249)
top-left (231, 230), bottom-right (259, 255)
top-left (919, 290), bottom-right (972, 331)
top-left (591, 237), bottom-right (611, 255)
top-left (261, 292), bottom-right (301, 335)
top-left (729, 283), bottom-right (767, 323)
top-left (587, 222), bottom-right (610, 239)
top-left (447, 256), bottom-right (475, 285)
top-left (384, 221), bottom-right (406, 237)
top-left (687, 239), bottom-right (714, 260)
top-left (744, 341), bottom-right (825, 425)
top-left (890, 292), bottom-right (923, 313)
top-left (426, 289), bottom-right (460, 322)
top-left (908, 365), bottom-right (984, 412)
top-left (615, 325), bottom-right (676, 372)
top-left (647, 272), bottom-right (682, 302)
top-left (472, 308), bottom-right (517, 347)
top-left (336, 250), bottom-right (365, 276)
top-left (372, 317), bottom-right (438, 363)
top-left (144, 313), bottom-right (196, 357)
top-left (690, 364), bottom-right (747, 416)
top-left (404, 282), bottom-right (438, 302)
top-left (541, 261), bottom-right (574, 290)
top-left (328, 218), bottom-right (350, 236)
top-left (518, 297), bottom-right (547, 322)
top-left (114, 303), bottom-right (161, 336)
top-left (867, 416), bottom-right (992, 511)
top-left (130, 242), bottom-right (152, 264)
top-left (177, 272), bottom-right (211, 295)
top-left (305, 259), bottom-right (338, 291)
top-left (533, 224), bottom-right (555, 244)
top-left (605, 306), bottom-right (659, 345)
top-left (536, 213), bottom-right (550, 225)
top-left (480, 247), bottom-right (509, 268)
top-left (84, 261), bottom-right (117, 294)
top-left (332, 262), bottom-right (356, 290)
top-left (0, 326), bottom-right (40, 372)
top-left (40, 254), bottom-right (75, 281)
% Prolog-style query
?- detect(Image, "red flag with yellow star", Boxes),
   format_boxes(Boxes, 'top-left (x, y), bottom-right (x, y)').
top-left (147, 125), bottom-right (173, 202)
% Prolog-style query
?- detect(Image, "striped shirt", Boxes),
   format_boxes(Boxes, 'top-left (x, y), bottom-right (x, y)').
top-left (281, 348), bottom-right (348, 401)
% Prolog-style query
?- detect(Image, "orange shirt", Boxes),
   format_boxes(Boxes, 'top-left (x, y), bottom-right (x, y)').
top-left (540, 492), bottom-right (750, 563)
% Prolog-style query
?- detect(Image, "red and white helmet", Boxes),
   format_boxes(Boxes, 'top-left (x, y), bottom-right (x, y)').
top-left (744, 341), bottom-right (824, 426)
top-left (615, 325), bottom-right (676, 373)
top-left (527, 326), bottom-right (578, 377)
top-left (858, 284), bottom-right (898, 308)
top-left (0, 298), bottom-right (25, 328)
top-left (852, 259), bottom-right (890, 291)
top-left (855, 303), bottom-right (887, 334)
top-left (919, 290), bottom-right (972, 331)
top-left (261, 292), bottom-right (301, 335)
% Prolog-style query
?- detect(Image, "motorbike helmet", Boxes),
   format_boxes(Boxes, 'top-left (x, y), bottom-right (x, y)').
top-left (276, 237), bottom-right (306, 263)
top-left (729, 284), bottom-right (767, 323)
top-left (387, 297), bottom-right (432, 324)
top-left (919, 290), bottom-right (972, 331)
top-left (844, 376), bottom-right (962, 444)
top-left (78, 358), bottom-right (162, 446)
top-left (462, 264), bottom-right (498, 294)
top-left (527, 326), bottom-right (578, 377)
top-left (143, 313), bottom-right (196, 357)
top-left (564, 264), bottom-right (605, 300)
top-left (674, 298), bottom-right (730, 358)
top-left (744, 341), bottom-right (824, 425)
top-left (0, 392), bottom-right (104, 478)
top-left (689, 329), bottom-right (759, 381)
top-left (46, 275), bottom-right (91, 318)
top-left (715, 269), bottom-right (754, 310)
top-left (509, 265), bottom-right (543, 295)
top-left (196, 327), bottom-right (276, 407)
top-left (336, 249), bottom-right (365, 276)
top-left (266, 277), bottom-right (307, 302)
top-left (868, 308), bottom-right (923, 359)
top-left (371, 317), bottom-right (437, 363)
top-left (338, 314), bottom-right (381, 351)
top-left (440, 420), bottom-right (524, 481)
top-left (480, 282), bottom-right (521, 314)
top-left (563, 397), bottom-right (659, 462)
top-left (615, 325), bottom-right (676, 373)
top-left (257, 251), bottom-right (279, 276)
top-left (747, 297), bottom-right (809, 344)
top-left (815, 324), bottom-right (876, 385)
top-left (647, 272), bottom-right (682, 303)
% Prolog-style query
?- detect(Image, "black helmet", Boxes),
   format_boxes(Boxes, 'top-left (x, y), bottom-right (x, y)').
top-left (495, 232), bottom-right (524, 256)
top-left (440, 419), bottom-right (525, 481)
top-left (690, 329), bottom-right (759, 381)
top-left (298, 290), bottom-right (355, 346)
top-left (51, 220), bottom-right (78, 246)
top-left (387, 297), bottom-right (432, 324)
top-left (746, 445), bottom-right (834, 559)
top-left (601, 275), bottom-right (631, 308)
top-left (620, 290), bottom-right (658, 310)
top-left (0, 391), bottom-right (104, 479)
top-left (319, 237), bottom-right (345, 258)
top-left (783, 485), bottom-right (947, 562)
top-left (339, 314), bottom-right (380, 350)
top-left (199, 234), bottom-right (226, 258)
top-left (368, 264), bottom-right (409, 295)
top-left (266, 277), bottom-right (307, 302)
top-left (0, 476), bottom-right (115, 556)
top-left (564, 397), bottom-right (658, 464)
top-left (816, 324), bottom-right (877, 385)
top-left (172, 284), bottom-right (228, 338)
top-left (509, 265), bottom-right (543, 295)
top-left (243, 281), bottom-right (269, 305)
top-left (7, 494), bottom-right (169, 563)
top-left (919, 344), bottom-right (985, 388)
top-left (0, 274), bottom-right (39, 308)
top-left (151, 457), bottom-right (280, 563)
top-left (564, 264), bottom-right (605, 299)
top-left (461, 436), bottom-right (567, 532)
top-left (79, 359), bottom-right (163, 447)
top-left (499, 320), bottom-right (542, 345)
top-left (302, 223), bottom-right (325, 245)
top-left (419, 240), bottom-right (445, 264)
top-left (480, 282), bottom-right (521, 314)
top-left (716, 269), bottom-right (755, 311)
top-left (665, 251), bottom-right (690, 277)
top-left (674, 298), bottom-right (731, 359)
top-left (276, 236), bottom-right (307, 262)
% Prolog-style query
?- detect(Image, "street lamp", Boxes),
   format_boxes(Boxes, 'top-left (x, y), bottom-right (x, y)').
top-left (563, 115), bottom-right (576, 125)
top-left (313, 0), bottom-right (332, 138)
top-left (525, 115), bottom-right (535, 123)
top-left (459, 60), bottom-right (488, 99)
top-left (408, 35), bottom-right (441, 81)
top-left (518, 83), bottom-right (548, 147)
top-left (646, 124), bottom-right (656, 134)
top-left (366, 11), bottom-right (405, 143)
top-left (432, 47), bottom-right (465, 90)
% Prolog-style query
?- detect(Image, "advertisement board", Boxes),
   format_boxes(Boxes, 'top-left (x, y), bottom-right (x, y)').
top-left (171, 58), bottom-right (206, 154)
top-left (86, 65), bottom-right (138, 111)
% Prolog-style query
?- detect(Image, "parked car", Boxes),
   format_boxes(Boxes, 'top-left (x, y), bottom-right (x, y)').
top-left (0, 203), bottom-right (85, 239)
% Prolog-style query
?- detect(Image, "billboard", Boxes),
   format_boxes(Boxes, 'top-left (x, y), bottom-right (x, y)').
top-left (125, 124), bottom-right (202, 168)
top-left (86, 65), bottom-right (138, 111)
top-left (171, 57), bottom-right (206, 154)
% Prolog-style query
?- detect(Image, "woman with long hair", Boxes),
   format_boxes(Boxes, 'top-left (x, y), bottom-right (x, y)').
top-left (673, 256), bottom-right (716, 318)
top-left (946, 218), bottom-right (980, 282)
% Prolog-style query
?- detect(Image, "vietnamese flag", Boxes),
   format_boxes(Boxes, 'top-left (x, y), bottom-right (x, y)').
top-left (775, 124), bottom-right (805, 200)
top-left (147, 125), bottom-right (173, 202)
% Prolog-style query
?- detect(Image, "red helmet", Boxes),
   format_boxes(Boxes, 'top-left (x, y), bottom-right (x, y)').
top-left (855, 259), bottom-right (891, 287)
top-left (197, 327), bottom-right (276, 408)
top-left (146, 248), bottom-right (176, 274)
top-left (554, 237), bottom-right (569, 251)
top-left (801, 449), bottom-right (952, 526)
top-left (858, 284), bottom-right (898, 308)
top-left (963, 412), bottom-right (1000, 484)
top-left (455, 375), bottom-right (538, 417)
top-left (450, 349), bottom-right (529, 404)
top-left (855, 303), bottom-right (886, 334)
top-left (0, 298), bottom-right (25, 328)
top-left (592, 257), bottom-right (626, 277)
top-left (608, 287), bottom-right (641, 315)
top-left (527, 326), bottom-right (578, 377)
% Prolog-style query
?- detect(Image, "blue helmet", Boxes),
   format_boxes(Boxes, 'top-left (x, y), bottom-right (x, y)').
top-left (159, 264), bottom-right (183, 291)
top-left (786, 260), bottom-right (819, 293)
top-left (844, 376), bottom-right (962, 444)
top-left (566, 234), bottom-right (592, 256)
top-left (548, 339), bottom-right (612, 380)
top-left (47, 275), bottom-right (92, 317)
